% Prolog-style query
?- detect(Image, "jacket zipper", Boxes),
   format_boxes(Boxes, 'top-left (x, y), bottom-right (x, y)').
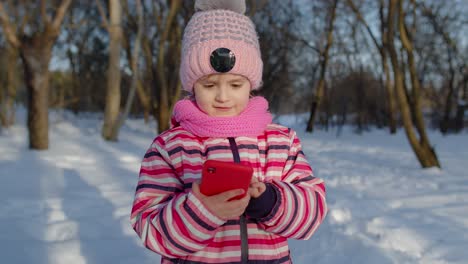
top-left (228, 137), bottom-right (249, 264)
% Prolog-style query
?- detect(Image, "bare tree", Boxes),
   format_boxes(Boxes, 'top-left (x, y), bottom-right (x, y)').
top-left (386, 0), bottom-right (440, 168)
top-left (113, 0), bottom-right (143, 139)
top-left (0, 41), bottom-right (18, 128)
top-left (418, 2), bottom-right (467, 133)
top-left (154, 0), bottom-right (182, 133)
top-left (63, 1), bottom-right (98, 113)
top-left (122, 0), bottom-right (151, 122)
top-left (346, 0), bottom-right (397, 134)
top-left (133, 0), bottom-right (184, 134)
top-left (306, 0), bottom-right (339, 132)
top-left (253, 1), bottom-right (300, 113)
top-left (0, 0), bottom-right (72, 149)
top-left (96, 0), bottom-right (123, 141)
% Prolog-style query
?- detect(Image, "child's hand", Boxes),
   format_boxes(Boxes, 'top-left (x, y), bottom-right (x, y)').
top-left (191, 181), bottom-right (251, 220)
top-left (249, 177), bottom-right (266, 198)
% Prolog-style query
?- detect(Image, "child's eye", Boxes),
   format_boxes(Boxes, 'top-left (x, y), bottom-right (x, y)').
top-left (203, 83), bottom-right (215, 88)
top-left (231, 83), bottom-right (242, 88)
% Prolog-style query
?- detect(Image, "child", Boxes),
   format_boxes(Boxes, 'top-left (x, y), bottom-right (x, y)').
top-left (130, 0), bottom-right (327, 263)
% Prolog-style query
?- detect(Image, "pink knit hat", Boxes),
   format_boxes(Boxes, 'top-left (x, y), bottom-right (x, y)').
top-left (180, 0), bottom-right (263, 92)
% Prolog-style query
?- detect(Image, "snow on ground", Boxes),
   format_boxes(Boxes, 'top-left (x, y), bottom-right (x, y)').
top-left (0, 109), bottom-right (467, 264)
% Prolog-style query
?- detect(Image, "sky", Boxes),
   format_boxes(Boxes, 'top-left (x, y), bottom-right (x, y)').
top-left (0, 108), bottom-right (467, 264)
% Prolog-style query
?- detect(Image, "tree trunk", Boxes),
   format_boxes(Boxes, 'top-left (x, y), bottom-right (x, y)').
top-left (67, 48), bottom-right (81, 114)
top-left (454, 75), bottom-right (467, 131)
top-left (155, 0), bottom-right (181, 134)
top-left (356, 69), bottom-right (365, 133)
top-left (440, 49), bottom-right (456, 133)
top-left (0, 0), bottom-right (71, 149)
top-left (102, 0), bottom-right (123, 141)
top-left (306, 79), bottom-right (325, 132)
top-left (2, 44), bottom-right (18, 127)
top-left (137, 81), bottom-right (151, 123)
top-left (347, 0), bottom-right (397, 133)
top-left (168, 23), bottom-right (183, 111)
top-left (382, 51), bottom-right (397, 133)
top-left (306, 0), bottom-right (338, 133)
top-left (141, 36), bottom-right (156, 124)
top-left (114, 0), bottom-right (143, 139)
top-left (399, 0), bottom-right (440, 167)
top-left (419, 2), bottom-right (465, 133)
top-left (20, 44), bottom-right (53, 150)
top-left (387, 0), bottom-right (440, 168)
top-left (123, 24), bottom-right (151, 123)
top-left (454, 102), bottom-right (465, 131)
top-left (379, 0), bottom-right (397, 134)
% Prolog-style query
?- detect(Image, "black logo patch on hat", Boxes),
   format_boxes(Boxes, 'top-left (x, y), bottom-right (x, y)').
top-left (210, 48), bottom-right (236, 73)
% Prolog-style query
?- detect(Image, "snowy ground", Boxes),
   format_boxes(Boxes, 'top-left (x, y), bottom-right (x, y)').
top-left (1, 109), bottom-right (467, 264)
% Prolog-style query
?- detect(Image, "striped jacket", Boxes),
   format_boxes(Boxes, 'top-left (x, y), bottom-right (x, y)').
top-left (130, 123), bottom-right (327, 263)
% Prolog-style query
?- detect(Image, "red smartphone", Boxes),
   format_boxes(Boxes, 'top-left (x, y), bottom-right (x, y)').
top-left (199, 160), bottom-right (253, 200)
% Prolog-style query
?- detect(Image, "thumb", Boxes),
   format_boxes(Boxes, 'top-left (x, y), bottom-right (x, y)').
top-left (191, 181), bottom-right (204, 198)
top-left (192, 181), bottom-right (199, 190)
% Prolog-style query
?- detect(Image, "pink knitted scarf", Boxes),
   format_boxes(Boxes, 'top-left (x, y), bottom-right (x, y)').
top-left (172, 96), bottom-right (272, 137)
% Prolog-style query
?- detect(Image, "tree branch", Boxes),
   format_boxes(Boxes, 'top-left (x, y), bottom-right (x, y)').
top-left (0, 2), bottom-right (20, 47)
top-left (153, 0), bottom-right (163, 33)
top-left (346, 0), bottom-right (383, 52)
top-left (41, 0), bottom-right (52, 26)
top-left (19, 9), bottom-right (29, 35)
top-left (118, 0), bottom-right (143, 131)
top-left (159, 0), bottom-right (180, 48)
top-left (95, 0), bottom-right (109, 29)
top-left (417, 2), bottom-right (458, 53)
top-left (51, 0), bottom-right (72, 31)
top-left (397, 0), bottom-right (412, 52)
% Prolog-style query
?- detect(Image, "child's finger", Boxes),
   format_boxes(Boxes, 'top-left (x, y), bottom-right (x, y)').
top-left (215, 188), bottom-right (245, 202)
top-left (251, 182), bottom-right (265, 192)
top-left (249, 182), bottom-right (266, 198)
top-left (250, 176), bottom-right (258, 183)
top-left (191, 181), bottom-right (205, 198)
top-left (257, 182), bottom-right (266, 193)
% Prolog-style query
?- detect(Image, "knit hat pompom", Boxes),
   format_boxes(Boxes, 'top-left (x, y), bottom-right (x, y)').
top-left (195, 0), bottom-right (246, 14)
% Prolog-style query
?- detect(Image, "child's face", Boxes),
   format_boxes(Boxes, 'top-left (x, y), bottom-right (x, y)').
top-left (193, 74), bottom-right (251, 117)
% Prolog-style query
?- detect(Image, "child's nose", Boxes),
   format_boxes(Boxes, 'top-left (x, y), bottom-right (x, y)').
top-left (215, 88), bottom-right (229, 102)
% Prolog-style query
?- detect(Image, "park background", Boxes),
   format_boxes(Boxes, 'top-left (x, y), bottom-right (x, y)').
top-left (0, 1), bottom-right (467, 263)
